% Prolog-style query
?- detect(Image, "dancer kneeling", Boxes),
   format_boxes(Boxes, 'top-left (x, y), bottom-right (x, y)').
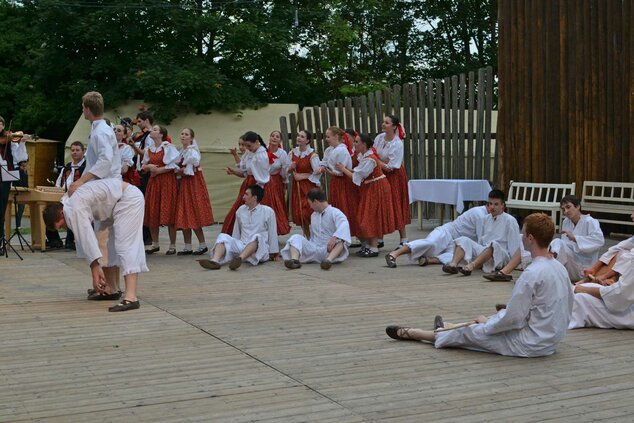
top-left (198, 185), bottom-right (278, 271)
top-left (386, 213), bottom-right (574, 357)
top-left (43, 179), bottom-right (148, 312)
top-left (281, 188), bottom-right (351, 270)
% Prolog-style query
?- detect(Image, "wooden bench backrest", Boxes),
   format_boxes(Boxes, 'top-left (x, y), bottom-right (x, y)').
top-left (507, 181), bottom-right (576, 205)
top-left (581, 181), bottom-right (634, 207)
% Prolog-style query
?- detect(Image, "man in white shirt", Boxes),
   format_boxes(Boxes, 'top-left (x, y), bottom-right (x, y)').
top-left (43, 179), bottom-right (147, 312)
top-left (199, 185), bottom-right (278, 270)
top-left (281, 188), bottom-right (351, 270)
top-left (385, 204), bottom-right (489, 268)
top-left (386, 213), bottom-right (574, 357)
top-left (443, 190), bottom-right (521, 276)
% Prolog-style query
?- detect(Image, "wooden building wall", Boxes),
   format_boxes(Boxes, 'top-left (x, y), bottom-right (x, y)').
top-left (497, 0), bottom-right (634, 191)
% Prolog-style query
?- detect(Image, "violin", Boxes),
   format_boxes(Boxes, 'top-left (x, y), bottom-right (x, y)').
top-left (0, 131), bottom-right (36, 143)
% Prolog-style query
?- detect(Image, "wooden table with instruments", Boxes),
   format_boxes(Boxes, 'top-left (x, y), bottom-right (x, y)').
top-left (4, 186), bottom-right (64, 251)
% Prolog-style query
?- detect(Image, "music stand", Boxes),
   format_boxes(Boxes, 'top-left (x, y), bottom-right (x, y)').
top-left (8, 187), bottom-right (33, 254)
top-left (1, 164), bottom-right (23, 260)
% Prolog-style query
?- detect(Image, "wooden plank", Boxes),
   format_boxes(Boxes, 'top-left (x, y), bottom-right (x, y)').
top-left (402, 83), bottom-right (411, 179)
top-left (451, 76), bottom-right (459, 179)
top-left (418, 81), bottom-right (427, 180)
top-left (312, 106), bottom-right (323, 156)
top-left (443, 77), bottom-right (452, 179)
top-left (337, 99), bottom-right (345, 129)
top-left (279, 116), bottom-right (290, 151)
top-left (435, 78), bottom-right (443, 178)
top-left (458, 73), bottom-right (466, 179)
top-left (409, 84), bottom-right (420, 180)
top-left (483, 66), bottom-right (493, 182)
top-left (327, 100), bottom-right (337, 129)
top-left (374, 90), bottom-right (383, 136)
top-left (305, 108), bottom-right (314, 135)
top-left (427, 79), bottom-right (436, 178)
top-left (353, 96), bottom-right (361, 134)
top-left (344, 97), bottom-right (353, 131)
top-left (475, 67), bottom-right (486, 179)
top-left (467, 71), bottom-right (475, 179)
top-left (360, 95), bottom-right (370, 135)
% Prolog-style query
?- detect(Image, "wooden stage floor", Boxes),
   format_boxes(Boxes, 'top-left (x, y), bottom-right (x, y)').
top-left (2, 223), bottom-right (634, 422)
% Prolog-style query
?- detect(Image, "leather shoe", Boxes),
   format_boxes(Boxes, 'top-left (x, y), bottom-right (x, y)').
top-left (108, 299), bottom-right (140, 312)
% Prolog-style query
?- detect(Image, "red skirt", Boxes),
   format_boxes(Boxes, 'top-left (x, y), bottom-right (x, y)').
top-left (175, 170), bottom-right (214, 229)
top-left (144, 171), bottom-right (177, 227)
top-left (262, 175), bottom-right (290, 235)
top-left (221, 177), bottom-right (250, 234)
top-left (356, 177), bottom-right (397, 238)
top-left (386, 165), bottom-right (411, 231)
top-left (122, 167), bottom-right (140, 187)
top-left (329, 175), bottom-right (360, 237)
top-left (290, 178), bottom-right (318, 227)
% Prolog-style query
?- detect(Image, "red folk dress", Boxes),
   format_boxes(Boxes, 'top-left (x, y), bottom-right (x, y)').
top-left (374, 133), bottom-right (410, 231)
top-left (143, 142), bottom-right (178, 227)
top-left (323, 143), bottom-right (360, 237)
top-left (175, 146), bottom-right (214, 230)
top-left (289, 147), bottom-right (320, 227)
top-left (353, 152), bottom-right (396, 239)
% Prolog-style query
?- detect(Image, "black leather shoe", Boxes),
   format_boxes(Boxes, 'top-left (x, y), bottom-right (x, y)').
top-left (108, 299), bottom-right (140, 312)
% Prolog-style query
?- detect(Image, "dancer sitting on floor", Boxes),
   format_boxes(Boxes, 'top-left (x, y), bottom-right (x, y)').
top-left (570, 255), bottom-right (634, 329)
top-left (385, 202), bottom-right (490, 268)
top-left (281, 188), bottom-right (350, 270)
top-left (198, 184), bottom-right (278, 271)
top-left (442, 189), bottom-right (520, 276)
top-left (386, 213), bottom-right (574, 357)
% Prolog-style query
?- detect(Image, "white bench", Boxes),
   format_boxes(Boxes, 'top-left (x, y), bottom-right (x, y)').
top-left (505, 181), bottom-right (576, 226)
top-left (581, 181), bottom-right (634, 227)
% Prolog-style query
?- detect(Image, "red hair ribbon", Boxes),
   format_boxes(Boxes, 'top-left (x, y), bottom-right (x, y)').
top-left (397, 124), bottom-right (405, 140)
top-left (342, 133), bottom-right (354, 156)
top-left (267, 150), bottom-right (276, 165)
top-left (166, 135), bottom-right (172, 143)
top-left (371, 147), bottom-right (379, 156)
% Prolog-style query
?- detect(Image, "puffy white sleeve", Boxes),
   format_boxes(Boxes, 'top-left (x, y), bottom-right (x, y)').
top-left (181, 148), bottom-right (201, 176)
top-left (384, 139), bottom-right (404, 169)
top-left (162, 143), bottom-right (180, 169)
top-left (331, 208), bottom-right (351, 245)
top-left (11, 141), bottom-right (28, 164)
top-left (352, 157), bottom-right (376, 187)
top-left (572, 217), bottom-right (604, 254)
top-left (87, 133), bottom-right (115, 179)
top-left (142, 148), bottom-right (150, 165)
top-left (328, 147), bottom-right (352, 176)
top-left (250, 151), bottom-right (270, 186)
top-left (483, 275), bottom-right (534, 334)
top-left (119, 145), bottom-right (135, 167)
top-left (308, 154), bottom-right (322, 186)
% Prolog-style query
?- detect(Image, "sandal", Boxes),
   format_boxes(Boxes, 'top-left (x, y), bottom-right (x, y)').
top-left (198, 259), bottom-right (221, 270)
top-left (385, 253), bottom-right (397, 268)
top-left (145, 246), bottom-right (160, 254)
top-left (284, 259), bottom-right (301, 269)
top-left (228, 257), bottom-right (242, 270)
top-left (386, 325), bottom-right (415, 341)
top-left (87, 291), bottom-right (122, 301)
top-left (108, 299), bottom-right (140, 312)
top-left (320, 260), bottom-right (332, 270)
top-left (458, 266), bottom-right (472, 276)
top-left (418, 256), bottom-right (429, 267)
top-left (442, 264), bottom-right (459, 274)
top-left (165, 248), bottom-right (177, 255)
top-left (177, 250), bottom-right (193, 256)
top-left (433, 315), bottom-right (444, 330)
top-left (483, 271), bottom-right (513, 282)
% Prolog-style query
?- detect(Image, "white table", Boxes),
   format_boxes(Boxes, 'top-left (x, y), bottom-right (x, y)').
top-left (408, 179), bottom-right (492, 227)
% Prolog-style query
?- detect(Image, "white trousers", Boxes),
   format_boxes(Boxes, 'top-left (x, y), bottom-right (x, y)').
top-left (280, 234), bottom-right (348, 263)
top-left (214, 233), bottom-right (269, 265)
top-left (405, 227), bottom-right (454, 264)
top-left (569, 283), bottom-right (634, 329)
top-left (454, 237), bottom-right (510, 272)
top-left (550, 238), bottom-right (584, 281)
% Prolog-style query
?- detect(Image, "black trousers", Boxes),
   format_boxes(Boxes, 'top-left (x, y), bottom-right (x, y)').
top-left (0, 181), bottom-right (11, 238)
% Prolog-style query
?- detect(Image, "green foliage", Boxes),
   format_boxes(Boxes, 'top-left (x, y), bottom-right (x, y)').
top-left (0, 0), bottom-right (497, 139)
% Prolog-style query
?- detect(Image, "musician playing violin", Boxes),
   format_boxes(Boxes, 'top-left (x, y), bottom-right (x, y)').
top-left (0, 115), bottom-right (31, 250)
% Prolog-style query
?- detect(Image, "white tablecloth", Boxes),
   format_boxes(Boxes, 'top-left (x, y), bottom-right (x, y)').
top-left (408, 179), bottom-right (492, 213)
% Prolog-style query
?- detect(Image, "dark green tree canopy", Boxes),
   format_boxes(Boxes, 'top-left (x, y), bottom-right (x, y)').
top-left (0, 0), bottom-right (496, 139)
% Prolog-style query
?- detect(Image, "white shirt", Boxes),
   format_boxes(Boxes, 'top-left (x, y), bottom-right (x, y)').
top-left (600, 256), bottom-right (634, 313)
top-left (62, 179), bottom-right (124, 263)
top-left (118, 143), bottom-right (135, 168)
top-left (373, 132), bottom-right (404, 169)
top-left (246, 146), bottom-right (270, 186)
top-left (445, 205), bottom-right (489, 240)
top-left (352, 151), bottom-right (377, 186)
top-left (85, 119), bottom-right (121, 179)
top-left (558, 214), bottom-right (604, 268)
top-left (477, 212), bottom-right (521, 256)
top-left (270, 148), bottom-right (289, 180)
top-left (321, 143), bottom-right (351, 176)
top-left (233, 204), bottom-right (279, 254)
top-left (142, 141), bottom-right (180, 169)
top-left (310, 205), bottom-right (351, 246)
top-left (179, 145), bottom-right (201, 176)
top-left (483, 256), bottom-right (574, 356)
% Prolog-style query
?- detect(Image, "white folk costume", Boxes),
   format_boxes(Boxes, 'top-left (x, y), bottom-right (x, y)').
top-left (569, 257), bottom-right (634, 329)
top-left (213, 204), bottom-right (278, 266)
top-left (62, 179), bottom-right (148, 276)
top-left (85, 119), bottom-right (121, 180)
top-left (453, 212), bottom-right (521, 272)
top-left (281, 205), bottom-right (351, 263)
top-left (174, 145), bottom-right (214, 229)
top-left (405, 205), bottom-right (488, 265)
top-left (597, 236), bottom-right (634, 276)
top-left (436, 256), bottom-right (574, 357)
top-left (549, 215), bottom-right (604, 281)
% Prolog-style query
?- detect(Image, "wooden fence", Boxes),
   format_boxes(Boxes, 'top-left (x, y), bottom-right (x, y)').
top-left (279, 66), bottom-right (498, 186)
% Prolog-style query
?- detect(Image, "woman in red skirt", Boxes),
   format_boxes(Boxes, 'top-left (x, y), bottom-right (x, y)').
top-left (337, 133), bottom-right (396, 257)
top-left (288, 130), bottom-right (321, 237)
top-left (142, 125), bottom-right (179, 255)
top-left (174, 128), bottom-right (214, 256)
top-left (115, 123), bottom-right (140, 187)
top-left (316, 126), bottom-right (359, 236)
top-left (222, 131), bottom-right (290, 235)
top-left (267, 130), bottom-right (289, 223)
top-left (374, 115), bottom-right (410, 249)
top-left (221, 136), bottom-right (249, 234)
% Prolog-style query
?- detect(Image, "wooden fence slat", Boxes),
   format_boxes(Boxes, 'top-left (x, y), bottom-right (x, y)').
top-left (427, 79), bottom-right (436, 178)
top-left (361, 95), bottom-right (369, 135)
top-left (393, 84), bottom-right (402, 123)
top-left (336, 99), bottom-right (345, 128)
top-left (374, 90), bottom-right (383, 133)
top-left (451, 75), bottom-right (459, 180)
top-left (402, 84), bottom-right (411, 179)
top-left (484, 66), bottom-right (493, 182)
top-left (458, 73), bottom-right (466, 179)
top-left (327, 100), bottom-right (337, 128)
top-left (475, 68), bottom-right (486, 179)
top-left (319, 103), bottom-right (329, 153)
top-left (353, 97), bottom-right (361, 133)
top-left (409, 84), bottom-right (419, 180)
top-left (467, 71), bottom-right (476, 179)
top-left (443, 77), bottom-right (451, 179)
top-left (279, 116), bottom-right (290, 151)
top-left (383, 87), bottom-right (392, 119)
top-left (344, 97), bottom-right (353, 131)
top-left (305, 108), bottom-right (314, 135)
top-left (417, 81), bottom-right (426, 180)
top-left (435, 78), bottom-right (443, 178)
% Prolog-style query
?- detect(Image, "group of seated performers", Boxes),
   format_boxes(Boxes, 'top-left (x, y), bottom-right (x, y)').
top-left (386, 192), bottom-right (634, 359)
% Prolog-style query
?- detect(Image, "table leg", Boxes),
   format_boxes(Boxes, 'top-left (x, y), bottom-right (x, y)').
top-left (31, 202), bottom-right (44, 251)
top-left (418, 201), bottom-right (423, 230)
